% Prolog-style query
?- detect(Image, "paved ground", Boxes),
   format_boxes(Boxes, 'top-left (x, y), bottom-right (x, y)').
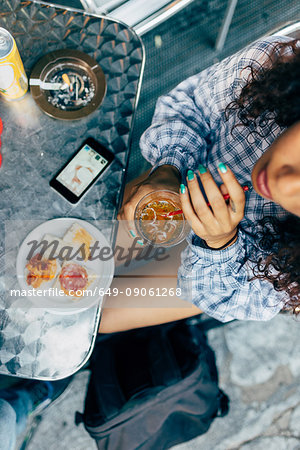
top-left (26, 313), bottom-right (300, 450)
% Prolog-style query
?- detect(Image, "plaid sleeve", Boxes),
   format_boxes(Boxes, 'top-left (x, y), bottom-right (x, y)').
top-left (177, 230), bottom-right (285, 322)
top-left (139, 73), bottom-right (212, 175)
top-left (139, 36), bottom-right (292, 176)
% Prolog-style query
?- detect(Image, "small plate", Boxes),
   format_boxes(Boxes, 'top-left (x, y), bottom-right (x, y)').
top-left (16, 218), bottom-right (114, 314)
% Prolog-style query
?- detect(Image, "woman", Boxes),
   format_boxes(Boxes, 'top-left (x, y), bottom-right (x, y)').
top-left (100, 35), bottom-right (300, 332)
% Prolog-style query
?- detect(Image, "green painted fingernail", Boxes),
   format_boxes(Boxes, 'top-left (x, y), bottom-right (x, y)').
top-left (180, 184), bottom-right (186, 194)
top-left (187, 170), bottom-right (194, 181)
top-left (198, 164), bottom-right (207, 174)
top-left (137, 240), bottom-right (144, 246)
top-left (218, 163), bottom-right (227, 173)
top-left (129, 230), bottom-right (136, 237)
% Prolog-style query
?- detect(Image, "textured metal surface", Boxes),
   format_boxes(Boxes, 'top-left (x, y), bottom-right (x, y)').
top-left (0, 0), bottom-right (144, 379)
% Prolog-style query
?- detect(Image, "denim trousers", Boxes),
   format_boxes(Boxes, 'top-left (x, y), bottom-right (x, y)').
top-left (0, 388), bottom-right (33, 450)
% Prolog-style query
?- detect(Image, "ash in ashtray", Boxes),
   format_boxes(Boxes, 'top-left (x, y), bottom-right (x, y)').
top-left (45, 68), bottom-right (96, 111)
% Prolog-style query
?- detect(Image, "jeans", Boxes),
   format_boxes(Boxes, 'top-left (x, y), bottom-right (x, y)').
top-left (0, 388), bottom-right (33, 450)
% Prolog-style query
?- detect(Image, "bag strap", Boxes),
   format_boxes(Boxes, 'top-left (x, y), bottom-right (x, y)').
top-left (148, 329), bottom-right (182, 387)
top-left (186, 315), bottom-right (236, 332)
top-left (216, 390), bottom-right (230, 417)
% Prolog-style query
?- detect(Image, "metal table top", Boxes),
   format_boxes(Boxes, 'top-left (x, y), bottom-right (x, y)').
top-left (0, 0), bottom-right (144, 379)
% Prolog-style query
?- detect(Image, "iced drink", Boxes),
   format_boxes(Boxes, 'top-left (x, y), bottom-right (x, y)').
top-left (135, 190), bottom-right (188, 247)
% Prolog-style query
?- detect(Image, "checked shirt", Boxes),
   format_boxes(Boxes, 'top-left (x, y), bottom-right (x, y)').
top-left (139, 35), bottom-right (294, 322)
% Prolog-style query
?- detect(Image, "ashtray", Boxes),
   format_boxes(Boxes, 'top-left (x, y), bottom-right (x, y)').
top-left (30, 49), bottom-right (106, 120)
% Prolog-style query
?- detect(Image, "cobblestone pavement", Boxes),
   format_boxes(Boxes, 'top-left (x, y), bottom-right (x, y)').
top-left (27, 314), bottom-right (300, 450)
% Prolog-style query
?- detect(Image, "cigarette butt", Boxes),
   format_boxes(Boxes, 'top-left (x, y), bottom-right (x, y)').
top-left (62, 73), bottom-right (71, 86)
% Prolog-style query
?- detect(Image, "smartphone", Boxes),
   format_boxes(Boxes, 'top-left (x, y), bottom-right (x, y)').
top-left (50, 137), bottom-right (114, 204)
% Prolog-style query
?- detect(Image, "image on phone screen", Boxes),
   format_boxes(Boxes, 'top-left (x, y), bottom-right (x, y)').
top-left (57, 144), bottom-right (108, 196)
top-left (50, 138), bottom-right (114, 203)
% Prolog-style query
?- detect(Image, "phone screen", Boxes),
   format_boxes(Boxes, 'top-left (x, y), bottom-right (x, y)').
top-left (56, 143), bottom-right (109, 197)
top-left (50, 138), bottom-right (114, 203)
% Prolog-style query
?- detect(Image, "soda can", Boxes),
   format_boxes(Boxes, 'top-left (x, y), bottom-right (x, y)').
top-left (0, 27), bottom-right (28, 100)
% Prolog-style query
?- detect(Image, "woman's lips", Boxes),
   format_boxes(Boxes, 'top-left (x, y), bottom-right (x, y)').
top-left (256, 167), bottom-right (272, 199)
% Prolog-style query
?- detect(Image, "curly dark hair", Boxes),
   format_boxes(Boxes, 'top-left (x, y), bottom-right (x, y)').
top-left (251, 215), bottom-right (300, 313)
top-left (226, 39), bottom-right (300, 131)
top-left (226, 38), bottom-right (300, 314)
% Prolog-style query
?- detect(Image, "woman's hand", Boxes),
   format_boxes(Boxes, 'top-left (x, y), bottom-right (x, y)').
top-left (180, 163), bottom-right (245, 249)
top-left (118, 165), bottom-right (181, 232)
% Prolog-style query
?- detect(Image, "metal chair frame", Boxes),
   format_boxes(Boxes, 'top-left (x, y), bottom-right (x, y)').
top-left (80, 0), bottom-right (240, 51)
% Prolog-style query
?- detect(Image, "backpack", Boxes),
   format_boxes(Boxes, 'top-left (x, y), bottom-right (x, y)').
top-left (76, 316), bottom-right (229, 450)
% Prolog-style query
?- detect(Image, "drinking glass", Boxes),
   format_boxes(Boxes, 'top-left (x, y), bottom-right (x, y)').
top-left (134, 190), bottom-right (190, 247)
